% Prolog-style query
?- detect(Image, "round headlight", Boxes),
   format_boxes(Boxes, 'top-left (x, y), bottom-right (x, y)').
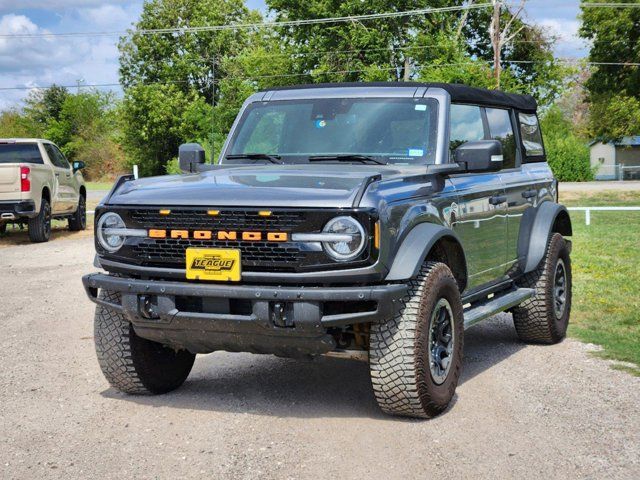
top-left (322, 216), bottom-right (366, 261)
top-left (97, 212), bottom-right (126, 253)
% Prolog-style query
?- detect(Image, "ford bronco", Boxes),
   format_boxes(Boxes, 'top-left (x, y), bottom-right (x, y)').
top-left (82, 83), bottom-right (572, 418)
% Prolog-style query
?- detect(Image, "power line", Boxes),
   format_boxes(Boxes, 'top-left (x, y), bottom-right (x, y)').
top-left (0, 4), bottom-right (492, 39)
top-left (3, 58), bottom-right (640, 91)
top-left (583, 2), bottom-right (640, 7)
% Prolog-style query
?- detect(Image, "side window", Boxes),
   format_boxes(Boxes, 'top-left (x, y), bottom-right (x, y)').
top-left (518, 113), bottom-right (544, 157)
top-left (44, 144), bottom-right (70, 169)
top-left (486, 108), bottom-right (517, 169)
top-left (449, 104), bottom-right (485, 153)
top-left (51, 145), bottom-right (70, 169)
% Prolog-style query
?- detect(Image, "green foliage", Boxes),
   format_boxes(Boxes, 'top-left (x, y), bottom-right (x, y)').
top-left (0, 110), bottom-right (40, 138)
top-left (120, 83), bottom-right (213, 176)
top-left (23, 85), bottom-right (69, 132)
top-left (589, 95), bottom-right (640, 142)
top-left (580, 1), bottom-right (640, 98)
top-left (541, 106), bottom-right (593, 181)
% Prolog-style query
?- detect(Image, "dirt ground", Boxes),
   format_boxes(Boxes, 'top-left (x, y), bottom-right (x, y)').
top-left (0, 234), bottom-right (639, 479)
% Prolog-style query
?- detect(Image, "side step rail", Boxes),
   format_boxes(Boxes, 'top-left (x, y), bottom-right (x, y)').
top-left (463, 288), bottom-right (535, 330)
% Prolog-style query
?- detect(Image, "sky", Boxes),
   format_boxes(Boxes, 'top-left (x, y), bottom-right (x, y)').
top-left (0, 0), bottom-right (586, 110)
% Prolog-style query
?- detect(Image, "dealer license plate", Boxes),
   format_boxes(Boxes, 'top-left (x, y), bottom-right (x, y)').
top-left (185, 248), bottom-right (241, 282)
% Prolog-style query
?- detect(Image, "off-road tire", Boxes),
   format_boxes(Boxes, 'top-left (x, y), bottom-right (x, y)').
top-left (512, 233), bottom-right (571, 344)
top-left (369, 262), bottom-right (464, 418)
top-left (94, 290), bottom-right (196, 394)
top-left (68, 194), bottom-right (86, 231)
top-left (28, 197), bottom-right (51, 243)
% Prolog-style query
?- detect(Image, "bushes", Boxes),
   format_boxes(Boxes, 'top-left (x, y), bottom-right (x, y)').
top-left (541, 106), bottom-right (594, 182)
top-left (544, 134), bottom-right (594, 182)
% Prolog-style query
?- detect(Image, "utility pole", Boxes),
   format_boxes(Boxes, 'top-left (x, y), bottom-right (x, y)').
top-left (210, 56), bottom-right (216, 165)
top-left (491, 0), bottom-right (502, 89)
top-left (489, 0), bottom-right (526, 90)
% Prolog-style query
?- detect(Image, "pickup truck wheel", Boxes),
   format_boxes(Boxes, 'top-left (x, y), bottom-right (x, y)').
top-left (94, 290), bottom-right (195, 394)
top-left (369, 261), bottom-right (464, 418)
top-left (28, 198), bottom-right (51, 243)
top-left (68, 194), bottom-right (86, 231)
top-left (512, 233), bottom-right (572, 344)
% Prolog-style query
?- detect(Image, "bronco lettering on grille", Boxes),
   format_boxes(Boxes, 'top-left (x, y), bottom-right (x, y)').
top-left (148, 230), bottom-right (288, 242)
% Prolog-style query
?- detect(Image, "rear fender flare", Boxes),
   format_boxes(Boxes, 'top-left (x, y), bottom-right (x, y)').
top-left (521, 202), bottom-right (572, 273)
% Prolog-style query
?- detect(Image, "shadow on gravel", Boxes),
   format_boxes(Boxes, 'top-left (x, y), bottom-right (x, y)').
top-left (102, 314), bottom-right (526, 419)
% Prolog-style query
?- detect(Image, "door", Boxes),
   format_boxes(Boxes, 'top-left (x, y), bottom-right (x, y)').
top-left (44, 144), bottom-right (77, 213)
top-left (448, 104), bottom-right (509, 290)
top-left (485, 107), bottom-right (533, 273)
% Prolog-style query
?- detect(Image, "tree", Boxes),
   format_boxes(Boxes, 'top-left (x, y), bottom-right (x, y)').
top-left (580, 1), bottom-right (640, 141)
top-left (580, 0), bottom-right (640, 98)
top-left (23, 85), bottom-right (70, 132)
top-left (120, 83), bottom-right (212, 176)
top-left (119, 0), bottom-right (258, 105)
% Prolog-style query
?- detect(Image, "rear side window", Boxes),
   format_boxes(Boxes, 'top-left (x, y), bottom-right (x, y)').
top-left (486, 108), bottom-right (516, 169)
top-left (44, 144), bottom-right (70, 169)
top-left (518, 113), bottom-right (544, 157)
top-left (0, 143), bottom-right (43, 164)
top-left (449, 104), bottom-right (485, 152)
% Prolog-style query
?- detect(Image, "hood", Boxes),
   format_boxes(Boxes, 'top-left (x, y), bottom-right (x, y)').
top-left (107, 164), bottom-right (409, 208)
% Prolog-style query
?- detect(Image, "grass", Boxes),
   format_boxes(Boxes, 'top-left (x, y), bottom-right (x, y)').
top-left (559, 191), bottom-right (640, 374)
top-left (85, 181), bottom-right (114, 191)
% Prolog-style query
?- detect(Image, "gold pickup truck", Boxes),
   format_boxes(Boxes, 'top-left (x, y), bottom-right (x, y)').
top-left (0, 139), bottom-right (86, 242)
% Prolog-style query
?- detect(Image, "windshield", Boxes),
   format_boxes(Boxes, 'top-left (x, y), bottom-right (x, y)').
top-left (225, 97), bottom-right (439, 165)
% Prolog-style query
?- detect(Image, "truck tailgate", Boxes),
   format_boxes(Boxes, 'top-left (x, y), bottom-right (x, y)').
top-left (0, 164), bottom-right (19, 194)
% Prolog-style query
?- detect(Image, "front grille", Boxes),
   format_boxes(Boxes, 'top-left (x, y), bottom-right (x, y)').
top-left (128, 209), bottom-right (307, 231)
top-left (133, 238), bottom-right (305, 271)
top-left (100, 207), bottom-right (376, 273)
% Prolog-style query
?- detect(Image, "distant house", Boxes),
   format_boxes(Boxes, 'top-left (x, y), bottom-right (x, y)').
top-left (590, 137), bottom-right (640, 180)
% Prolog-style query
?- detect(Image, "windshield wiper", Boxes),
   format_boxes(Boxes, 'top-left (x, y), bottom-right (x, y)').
top-left (308, 154), bottom-right (386, 165)
top-left (225, 153), bottom-right (282, 164)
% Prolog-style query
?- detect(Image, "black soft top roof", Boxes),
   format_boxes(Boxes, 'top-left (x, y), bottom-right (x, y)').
top-left (262, 82), bottom-right (537, 112)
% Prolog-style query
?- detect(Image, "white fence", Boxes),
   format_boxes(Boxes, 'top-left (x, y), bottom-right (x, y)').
top-left (567, 206), bottom-right (640, 225)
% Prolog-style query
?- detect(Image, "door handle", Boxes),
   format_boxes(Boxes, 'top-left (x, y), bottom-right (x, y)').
top-left (489, 195), bottom-right (507, 205)
top-left (66, 173), bottom-right (71, 178)
top-left (55, 173), bottom-right (60, 177)
top-left (522, 189), bottom-right (537, 199)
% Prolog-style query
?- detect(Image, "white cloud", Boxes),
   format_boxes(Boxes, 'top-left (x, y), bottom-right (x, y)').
top-left (0, 12), bottom-right (124, 109)
top-left (0, 0), bottom-right (132, 12)
top-left (538, 18), bottom-right (588, 58)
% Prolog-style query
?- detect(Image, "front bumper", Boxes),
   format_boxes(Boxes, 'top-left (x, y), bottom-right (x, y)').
top-left (0, 200), bottom-right (36, 220)
top-left (82, 273), bottom-right (407, 356)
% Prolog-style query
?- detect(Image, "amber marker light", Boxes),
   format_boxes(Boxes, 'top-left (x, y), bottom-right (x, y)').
top-left (374, 221), bottom-right (380, 249)
top-left (207, 210), bottom-right (220, 216)
top-left (159, 209), bottom-right (171, 215)
top-left (258, 210), bottom-right (272, 217)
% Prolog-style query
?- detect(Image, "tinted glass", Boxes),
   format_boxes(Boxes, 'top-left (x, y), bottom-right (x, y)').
top-left (449, 104), bottom-right (485, 152)
top-left (486, 108), bottom-right (516, 169)
top-left (519, 113), bottom-right (544, 156)
top-left (44, 144), bottom-right (70, 168)
top-left (0, 143), bottom-right (43, 164)
top-left (227, 98), bottom-right (439, 164)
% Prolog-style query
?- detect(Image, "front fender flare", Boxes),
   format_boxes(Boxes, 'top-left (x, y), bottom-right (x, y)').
top-left (385, 223), bottom-right (466, 282)
top-left (521, 202), bottom-right (572, 273)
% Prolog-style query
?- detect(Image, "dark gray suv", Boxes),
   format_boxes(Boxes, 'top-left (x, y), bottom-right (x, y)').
top-left (83, 83), bottom-right (572, 418)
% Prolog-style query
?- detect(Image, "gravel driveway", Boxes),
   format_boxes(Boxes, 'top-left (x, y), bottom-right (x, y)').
top-left (0, 236), bottom-right (638, 479)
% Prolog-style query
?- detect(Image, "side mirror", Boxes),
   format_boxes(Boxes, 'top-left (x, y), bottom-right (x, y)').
top-left (72, 161), bottom-right (85, 172)
top-left (179, 143), bottom-right (206, 173)
top-left (455, 140), bottom-right (503, 172)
